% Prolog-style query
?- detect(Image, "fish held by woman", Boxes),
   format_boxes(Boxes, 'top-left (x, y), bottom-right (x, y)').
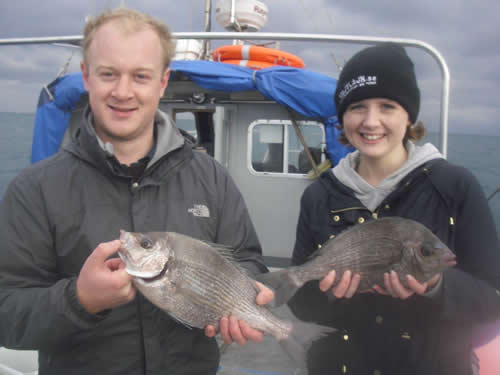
top-left (257, 217), bottom-right (457, 306)
top-left (118, 230), bottom-right (335, 367)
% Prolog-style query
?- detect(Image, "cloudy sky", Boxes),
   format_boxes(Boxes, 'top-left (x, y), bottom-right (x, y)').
top-left (0, 0), bottom-right (499, 135)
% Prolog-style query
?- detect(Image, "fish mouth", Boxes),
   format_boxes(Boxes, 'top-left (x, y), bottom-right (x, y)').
top-left (121, 259), bottom-right (168, 283)
top-left (137, 262), bottom-right (168, 283)
top-left (443, 255), bottom-right (457, 267)
top-left (118, 248), bottom-right (168, 281)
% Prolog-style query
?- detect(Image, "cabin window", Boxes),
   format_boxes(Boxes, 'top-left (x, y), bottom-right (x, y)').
top-left (173, 109), bottom-right (216, 156)
top-left (173, 111), bottom-right (197, 141)
top-left (249, 120), bottom-right (325, 176)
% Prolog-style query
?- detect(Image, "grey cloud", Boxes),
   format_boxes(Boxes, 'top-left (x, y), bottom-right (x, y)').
top-left (0, 0), bottom-right (498, 135)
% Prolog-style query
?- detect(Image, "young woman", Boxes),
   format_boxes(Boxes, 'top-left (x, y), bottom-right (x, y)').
top-left (288, 43), bottom-right (500, 375)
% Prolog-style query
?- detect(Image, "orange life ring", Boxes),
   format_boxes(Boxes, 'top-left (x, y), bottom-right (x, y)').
top-left (219, 59), bottom-right (276, 70)
top-left (212, 45), bottom-right (305, 68)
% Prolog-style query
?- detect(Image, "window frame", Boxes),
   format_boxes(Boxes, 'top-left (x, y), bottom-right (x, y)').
top-left (247, 119), bottom-right (325, 178)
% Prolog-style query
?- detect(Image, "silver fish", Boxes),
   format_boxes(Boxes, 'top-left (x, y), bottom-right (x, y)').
top-left (118, 230), bottom-right (335, 366)
top-left (257, 217), bottom-right (457, 306)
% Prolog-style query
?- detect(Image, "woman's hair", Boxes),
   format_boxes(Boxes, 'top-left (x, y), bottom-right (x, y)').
top-left (82, 7), bottom-right (176, 71)
top-left (336, 120), bottom-right (427, 146)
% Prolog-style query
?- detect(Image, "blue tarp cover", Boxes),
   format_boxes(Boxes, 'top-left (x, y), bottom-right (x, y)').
top-left (32, 60), bottom-right (351, 164)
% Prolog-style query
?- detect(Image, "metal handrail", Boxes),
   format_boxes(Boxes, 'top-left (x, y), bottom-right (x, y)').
top-left (0, 32), bottom-right (450, 157)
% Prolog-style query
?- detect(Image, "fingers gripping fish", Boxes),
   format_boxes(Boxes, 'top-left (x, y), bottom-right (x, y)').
top-left (118, 230), bottom-right (335, 367)
top-left (257, 217), bottom-right (457, 306)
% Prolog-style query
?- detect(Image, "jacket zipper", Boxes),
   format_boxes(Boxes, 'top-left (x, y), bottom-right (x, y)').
top-left (126, 153), bottom-right (190, 375)
top-left (330, 207), bottom-right (370, 214)
top-left (127, 183), bottom-right (147, 374)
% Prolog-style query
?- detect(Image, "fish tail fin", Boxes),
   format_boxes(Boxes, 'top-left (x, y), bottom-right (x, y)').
top-left (256, 269), bottom-right (301, 307)
top-left (279, 319), bottom-right (336, 368)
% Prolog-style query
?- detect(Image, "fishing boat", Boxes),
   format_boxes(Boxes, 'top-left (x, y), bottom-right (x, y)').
top-left (0, 0), bottom-right (498, 374)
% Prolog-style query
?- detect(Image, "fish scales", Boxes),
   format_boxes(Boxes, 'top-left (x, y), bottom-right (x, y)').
top-left (293, 238), bottom-right (401, 289)
top-left (310, 238), bottom-right (402, 283)
top-left (179, 265), bottom-right (258, 320)
top-left (178, 262), bottom-right (289, 334)
top-left (257, 217), bottom-right (457, 306)
top-left (165, 261), bottom-right (255, 326)
top-left (176, 254), bottom-right (258, 301)
top-left (118, 230), bottom-right (336, 367)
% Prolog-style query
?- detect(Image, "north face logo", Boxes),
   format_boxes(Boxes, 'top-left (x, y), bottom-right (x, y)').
top-left (188, 204), bottom-right (210, 218)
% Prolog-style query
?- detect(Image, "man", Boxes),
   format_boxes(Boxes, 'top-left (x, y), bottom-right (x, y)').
top-left (0, 7), bottom-right (272, 375)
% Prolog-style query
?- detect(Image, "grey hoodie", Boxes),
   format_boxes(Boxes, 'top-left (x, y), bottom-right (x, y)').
top-left (333, 141), bottom-right (443, 212)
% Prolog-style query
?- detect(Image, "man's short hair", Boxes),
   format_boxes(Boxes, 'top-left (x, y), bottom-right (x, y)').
top-left (82, 6), bottom-right (176, 70)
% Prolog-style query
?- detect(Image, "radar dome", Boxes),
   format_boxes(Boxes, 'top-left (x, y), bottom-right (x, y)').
top-left (215, 0), bottom-right (268, 32)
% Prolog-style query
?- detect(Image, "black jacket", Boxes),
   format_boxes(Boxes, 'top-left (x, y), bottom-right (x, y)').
top-left (289, 159), bottom-right (500, 375)
top-left (0, 110), bottom-right (266, 375)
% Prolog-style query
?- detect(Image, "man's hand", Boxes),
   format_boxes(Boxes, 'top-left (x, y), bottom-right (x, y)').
top-left (76, 240), bottom-right (136, 314)
top-left (319, 270), bottom-right (361, 298)
top-left (204, 281), bottom-right (274, 345)
top-left (372, 271), bottom-right (441, 299)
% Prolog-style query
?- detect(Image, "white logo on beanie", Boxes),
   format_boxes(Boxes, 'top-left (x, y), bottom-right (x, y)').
top-left (338, 75), bottom-right (377, 102)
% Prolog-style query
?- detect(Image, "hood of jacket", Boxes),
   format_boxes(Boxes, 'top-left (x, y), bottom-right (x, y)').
top-left (332, 141), bottom-right (443, 211)
top-left (62, 106), bottom-right (189, 182)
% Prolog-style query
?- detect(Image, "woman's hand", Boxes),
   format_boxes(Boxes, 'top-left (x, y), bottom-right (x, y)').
top-left (373, 271), bottom-right (441, 299)
top-left (319, 270), bottom-right (361, 298)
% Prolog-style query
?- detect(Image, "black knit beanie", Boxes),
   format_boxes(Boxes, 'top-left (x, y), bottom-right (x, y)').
top-left (334, 42), bottom-right (420, 124)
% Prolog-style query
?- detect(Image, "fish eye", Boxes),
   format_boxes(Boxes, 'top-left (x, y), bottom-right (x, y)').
top-left (420, 246), bottom-right (434, 257)
top-left (140, 238), bottom-right (153, 249)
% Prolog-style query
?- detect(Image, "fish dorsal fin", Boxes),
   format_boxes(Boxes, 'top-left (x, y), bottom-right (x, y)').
top-left (200, 240), bottom-right (236, 262)
top-left (198, 239), bottom-right (254, 279)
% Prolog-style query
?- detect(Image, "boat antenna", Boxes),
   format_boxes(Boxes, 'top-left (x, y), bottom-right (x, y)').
top-left (488, 186), bottom-right (500, 201)
top-left (201, 0), bottom-right (212, 60)
top-left (55, 52), bottom-right (75, 79)
top-left (229, 0), bottom-right (243, 32)
top-left (330, 51), bottom-right (344, 73)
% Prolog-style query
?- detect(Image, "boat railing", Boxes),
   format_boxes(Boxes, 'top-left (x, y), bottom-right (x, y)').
top-left (0, 32), bottom-right (450, 157)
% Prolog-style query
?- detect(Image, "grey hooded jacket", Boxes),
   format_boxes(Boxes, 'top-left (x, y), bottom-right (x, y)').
top-left (0, 108), bottom-right (266, 375)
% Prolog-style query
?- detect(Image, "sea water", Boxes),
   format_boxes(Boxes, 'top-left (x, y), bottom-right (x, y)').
top-left (0, 111), bottom-right (499, 232)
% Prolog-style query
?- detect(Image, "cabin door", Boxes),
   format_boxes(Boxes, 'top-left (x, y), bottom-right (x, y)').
top-left (222, 104), bottom-right (325, 265)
